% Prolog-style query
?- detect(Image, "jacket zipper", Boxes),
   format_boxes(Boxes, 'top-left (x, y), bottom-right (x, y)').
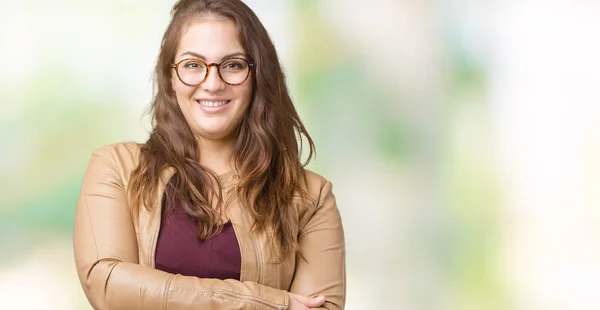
top-left (242, 208), bottom-right (263, 284)
top-left (149, 170), bottom-right (175, 268)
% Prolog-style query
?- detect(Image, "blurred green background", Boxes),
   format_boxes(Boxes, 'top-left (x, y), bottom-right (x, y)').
top-left (2, 1), bottom-right (600, 309)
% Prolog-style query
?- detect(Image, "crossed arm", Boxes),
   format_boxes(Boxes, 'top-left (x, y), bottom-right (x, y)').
top-left (73, 147), bottom-right (345, 310)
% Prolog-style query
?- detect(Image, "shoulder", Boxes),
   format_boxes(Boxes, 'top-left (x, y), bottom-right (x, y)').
top-left (87, 141), bottom-right (142, 185)
top-left (91, 142), bottom-right (141, 164)
top-left (92, 141), bottom-right (141, 159)
top-left (301, 169), bottom-right (332, 198)
top-left (298, 168), bottom-right (336, 210)
top-left (295, 169), bottom-right (340, 231)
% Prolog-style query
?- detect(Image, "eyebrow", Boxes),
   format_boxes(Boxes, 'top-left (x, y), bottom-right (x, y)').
top-left (179, 51), bottom-right (247, 61)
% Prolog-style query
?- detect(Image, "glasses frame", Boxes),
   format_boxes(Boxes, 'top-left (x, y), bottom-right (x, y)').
top-left (171, 57), bottom-right (255, 87)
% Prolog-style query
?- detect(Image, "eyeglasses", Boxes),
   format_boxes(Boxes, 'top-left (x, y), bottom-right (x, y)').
top-left (171, 57), bottom-right (254, 86)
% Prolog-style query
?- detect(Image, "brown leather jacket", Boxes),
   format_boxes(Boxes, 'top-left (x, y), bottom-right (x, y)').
top-left (73, 142), bottom-right (346, 310)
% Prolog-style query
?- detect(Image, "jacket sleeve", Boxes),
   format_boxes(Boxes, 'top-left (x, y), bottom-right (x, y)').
top-left (288, 181), bottom-right (347, 310)
top-left (73, 147), bottom-right (289, 310)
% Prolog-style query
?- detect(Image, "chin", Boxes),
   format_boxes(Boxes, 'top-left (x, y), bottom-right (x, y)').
top-left (194, 126), bottom-right (236, 141)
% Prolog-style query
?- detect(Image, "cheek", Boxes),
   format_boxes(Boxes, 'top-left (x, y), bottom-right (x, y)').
top-left (170, 78), bottom-right (191, 118)
top-left (238, 82), bottom-right (253, 106)
top-left (237, 87), bottom-right (252, 115)
top-left (171, 76), bottom-right (184, 96)
top-left (172, 78), bottom-right (194, 105)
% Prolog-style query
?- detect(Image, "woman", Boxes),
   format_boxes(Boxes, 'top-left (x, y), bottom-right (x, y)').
top-left (72, 0), bottom-right (346, 309)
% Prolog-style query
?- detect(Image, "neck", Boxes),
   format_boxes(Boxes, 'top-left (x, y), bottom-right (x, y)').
top-left (197, 136), bottom-right (235, 175)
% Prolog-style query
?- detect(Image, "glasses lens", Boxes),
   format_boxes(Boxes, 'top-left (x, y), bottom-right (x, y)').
top-left (219, 59), bottom-right (250, 85)
top-left (177, 59), bottom-right (207, 85)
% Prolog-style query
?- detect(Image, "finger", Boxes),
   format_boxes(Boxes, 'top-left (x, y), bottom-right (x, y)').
top-left (292, 294), bottom-right (325, 307)
top-left (289, 294), bottom-right (311, 310)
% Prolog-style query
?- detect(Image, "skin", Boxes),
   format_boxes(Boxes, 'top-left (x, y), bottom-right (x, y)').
top-left (289, 293), bottom-right (326, 310)
top-left (172, 16), bottom-right (252, 175)
top-left (171, 16), bottom-right (325, 309)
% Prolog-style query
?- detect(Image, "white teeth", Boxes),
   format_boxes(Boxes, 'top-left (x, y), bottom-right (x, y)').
top-left (197, 100), bottom-right (228, 107)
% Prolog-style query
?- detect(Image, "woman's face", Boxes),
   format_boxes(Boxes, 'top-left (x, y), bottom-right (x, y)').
top-left (172, 17), bottom-right (253, 143)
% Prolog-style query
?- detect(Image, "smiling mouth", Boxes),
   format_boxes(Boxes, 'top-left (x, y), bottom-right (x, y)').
top-left (196, 100), bottom-right (231, 107)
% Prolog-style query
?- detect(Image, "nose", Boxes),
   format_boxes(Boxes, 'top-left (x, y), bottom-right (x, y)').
top-left (200, 64), bottom-right (225, 92)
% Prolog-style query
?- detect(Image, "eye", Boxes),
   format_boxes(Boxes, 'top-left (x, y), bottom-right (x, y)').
top-left (182, 60), bottom-right (205, 70)
top-left (221, 59), bottom-right (247, 70)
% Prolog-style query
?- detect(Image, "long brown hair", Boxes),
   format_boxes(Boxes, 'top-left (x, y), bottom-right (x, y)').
top-left (128, 0), bottom-right (314, 259)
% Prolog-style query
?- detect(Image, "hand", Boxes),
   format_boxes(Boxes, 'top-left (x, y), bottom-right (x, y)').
top-left (288, 293), bottom-right (325, 310)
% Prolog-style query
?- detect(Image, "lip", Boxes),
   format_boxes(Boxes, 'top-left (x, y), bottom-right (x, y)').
top-left (194, 99), bottom-right (232, 114)
top-left (195, 98), bottom-right (231, 101)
